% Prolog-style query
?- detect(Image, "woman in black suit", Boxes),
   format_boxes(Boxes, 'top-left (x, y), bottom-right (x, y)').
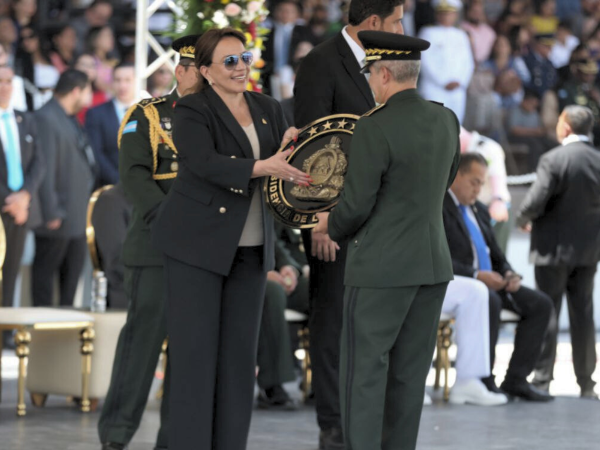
top-left (152, 28), bottom-right (311, 450)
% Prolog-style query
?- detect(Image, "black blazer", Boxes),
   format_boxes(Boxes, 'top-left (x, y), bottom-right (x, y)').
top-left (34, 98), bottom-right (97, 238)
top-left (85, 100), bottom-right (120, 186)
top-left (293, 32), bottom-right (376, 128)
top-left (442, 193), bottom-right (513, 278)
top-left (152, 88), bottom-right (288, 276)
top-left (517, 141), bottom-right (600, 266)
top-left (0, 109), bottom-right (44, 228)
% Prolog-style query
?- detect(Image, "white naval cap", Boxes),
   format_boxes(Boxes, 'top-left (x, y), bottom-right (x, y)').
top-left (433, 0), bottom-right (463, 12)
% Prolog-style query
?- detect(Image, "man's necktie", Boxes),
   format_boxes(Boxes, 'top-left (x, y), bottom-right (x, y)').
top-left (1, 111), bottom-right (23, 191)
top-left (459, 204), bottom-right (492, 271)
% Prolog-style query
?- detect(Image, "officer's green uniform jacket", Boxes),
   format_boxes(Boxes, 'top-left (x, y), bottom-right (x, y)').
top-left (328, 88), bottom-right (461, 288)
top-left (118, 90), bottom-right (179, 266)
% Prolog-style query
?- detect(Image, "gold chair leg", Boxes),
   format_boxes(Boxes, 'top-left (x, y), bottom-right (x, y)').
top-left (31, 393), bottom-right (48, 407)
top-left (80, 327), bottom-right (95, 413)
top-left (15, 329), bottom-right (31, 417)
top-left (298, 327), bottom-right (312, 401)
top-left (156, 338), bottom-right (168, 400)
top-left (442, 325), bottom-right (453, 402)
top-left (433, 326), bottom-right (443, 391)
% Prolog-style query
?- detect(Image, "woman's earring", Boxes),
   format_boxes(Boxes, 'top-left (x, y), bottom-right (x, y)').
top-left (208, 80), bottom-right (213, 86)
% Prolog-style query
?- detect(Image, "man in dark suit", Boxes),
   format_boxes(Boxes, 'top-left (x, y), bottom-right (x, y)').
top-left (293, 1), bottom-right (404, 447)
top-left (443, 152), bottom-right (553, 402)
top-left (517, 105), bottom-right (600, 399)
top-left (85, 63), bottom-right (136, 186)
top-left (314, 31), bottom-right (460, 450)
top-left (0, 64), bottom-right (44, 312)
top-left (33, 69), bottom-right (97, 307)
top-left (263, 0), bottom-right (315, 95)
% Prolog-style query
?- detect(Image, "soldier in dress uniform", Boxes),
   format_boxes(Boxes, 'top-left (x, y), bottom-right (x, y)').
top-left (418, 0), bottom-right (474, 124)
top-left (98, 35), bottom-right (200, 450)
top-left (314, 31), bottom-right (460, 450)
top-left (523, 33), bottom-right (559, 98)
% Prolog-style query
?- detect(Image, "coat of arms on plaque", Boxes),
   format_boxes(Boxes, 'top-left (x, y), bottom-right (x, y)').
top-left (265, 114), bottom-right (360, 228)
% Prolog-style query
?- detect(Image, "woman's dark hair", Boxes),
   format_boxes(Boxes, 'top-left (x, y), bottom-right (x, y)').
top-left (14, 25), bottom-right (52, 110)
top-left (86, 25), bottom-right (112, 55)
top-left (348, 0), bottom-right (404, 26)
top-left (193, 27), bottom-right (247, 93)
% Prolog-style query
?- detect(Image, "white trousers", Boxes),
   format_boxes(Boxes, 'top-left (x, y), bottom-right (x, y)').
top-left (442, 276), bottom-right (491, 381)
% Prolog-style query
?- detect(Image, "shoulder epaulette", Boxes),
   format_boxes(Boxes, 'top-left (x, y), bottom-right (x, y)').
top-left (138, 96), bottom-right (168, 108)
top-left (362, 103), bottom-right (387, 117)
top-left (429, 100), bottom-right (444, 106)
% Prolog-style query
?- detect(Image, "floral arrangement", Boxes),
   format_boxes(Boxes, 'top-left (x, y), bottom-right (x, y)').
top-left (174, 0), bottom-right (270, 92)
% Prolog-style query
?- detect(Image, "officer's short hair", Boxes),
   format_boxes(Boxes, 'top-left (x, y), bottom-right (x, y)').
top-left (54, 69), bottom-right (90, 98)
top-left (562, 105), bottom-right (594, 136)
top-left (349, 0), bottom-right (405, 26)
top-left (373, 60), bottom-right (420, 83)
top-left (458, 152), bottom-right (488, 173)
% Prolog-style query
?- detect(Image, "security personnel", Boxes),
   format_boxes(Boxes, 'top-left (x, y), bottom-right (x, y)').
top-left (314, 31), bottom-right (460, 450)
top-left (98, 35), bottom-right (200, 450)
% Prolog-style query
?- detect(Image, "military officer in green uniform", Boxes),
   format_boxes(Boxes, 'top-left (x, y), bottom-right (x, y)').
top-left (314, 31), bottom-right (460, 450)
top-left (98, 35), bottom-right (200, 450)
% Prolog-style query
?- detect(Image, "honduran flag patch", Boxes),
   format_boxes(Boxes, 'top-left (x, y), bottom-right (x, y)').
top-left (123, 121), bottom-right (138, 134)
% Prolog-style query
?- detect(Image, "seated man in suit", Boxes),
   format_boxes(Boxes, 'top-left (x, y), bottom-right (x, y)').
top-left (443, 152), bottom-right (554, 401)
top-left (257, 234), bottom-right (309, 410)
top-left (85, 63), bottom-right (136, 186)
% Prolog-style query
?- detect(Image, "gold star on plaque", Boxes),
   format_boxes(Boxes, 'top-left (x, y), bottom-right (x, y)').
top-left (308, 127), bottom-right (318, 137)
top-left (337, 119), bottom-right (348, 129)
top-left (322, 121), bottom-right (332, 130)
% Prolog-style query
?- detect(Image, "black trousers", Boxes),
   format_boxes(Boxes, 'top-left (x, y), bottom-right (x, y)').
top-left (302, 229), bottom-right (347, 431)
top-left (1, 212), bottom-right (28, 307)
top-left (164, 247), bottom-right (266, 450)
top-left (98, 266), bottom-right (169, 448)
top-left (487, 286), bottom-right (553, 383)
top-left (534, 265), bottom-right (597, 390)
top-left (32, 234), bottom-right (87, 307)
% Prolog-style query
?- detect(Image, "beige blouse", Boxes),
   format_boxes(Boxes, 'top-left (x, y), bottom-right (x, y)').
top-left (238, 123), bottom-right (264, 247)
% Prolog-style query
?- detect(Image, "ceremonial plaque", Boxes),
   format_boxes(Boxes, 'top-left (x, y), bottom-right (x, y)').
top-left (265, 114), bottom-right (360, 228)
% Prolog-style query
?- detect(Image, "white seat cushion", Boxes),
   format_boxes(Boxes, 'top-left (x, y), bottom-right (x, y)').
top-left (500, 309), bottom-right (521, 322)
top-left (284, 309), bottom-right (308, 323)
top-left (0, 307), bottom-right (94, 326)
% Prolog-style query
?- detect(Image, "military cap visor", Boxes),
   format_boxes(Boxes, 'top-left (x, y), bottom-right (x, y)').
top-left (172, 34), bottom-right (202, 61)
top-left (535, 33), bottom-right (555, 47)
top-left (358, 31), bottom-right (431, 74)
top-left (574, 59), bottom-right (599, 75)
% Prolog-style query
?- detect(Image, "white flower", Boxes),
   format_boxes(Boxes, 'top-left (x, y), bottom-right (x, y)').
top-left (212, 10), bottom-right (230, 28)
top-left (197, 12), bottom-right (205, 19)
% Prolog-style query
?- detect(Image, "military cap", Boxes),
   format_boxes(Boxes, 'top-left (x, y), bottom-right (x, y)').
top-left (358, 31), bottom-right (431, 73)
top-left (433, 0), bottom-right (462, 12)
top-left (574, 58), bottom-right (599, 75)
top-left (172, 34), bottom-right (202, 62)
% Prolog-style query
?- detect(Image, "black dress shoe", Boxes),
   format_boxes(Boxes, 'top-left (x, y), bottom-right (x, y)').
top-left (481, 376), bottom-right (503, 394)
top-left (500, 381), bottom-right (554, 402)
top-left (257, 385), bottom-right (298, 411)
top-left (319, 428), bottom-right (345, 450)
top-left (101, 443), bottom-right (127, 450)
top-left (581, 388), bottom-right (599, 400)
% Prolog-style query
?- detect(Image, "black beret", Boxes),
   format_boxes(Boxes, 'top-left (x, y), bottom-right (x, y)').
top-left (358, 31), bottom-right (430, 73)
top-left (172, 34), bottom-right (202, 61)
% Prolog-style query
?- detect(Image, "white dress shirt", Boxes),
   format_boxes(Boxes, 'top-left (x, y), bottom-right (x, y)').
top-left (562, 134), bottom-right (590, 146)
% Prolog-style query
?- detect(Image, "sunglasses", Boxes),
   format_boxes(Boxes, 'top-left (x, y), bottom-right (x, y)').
top-left (212, 51), bottom-right (253, 70)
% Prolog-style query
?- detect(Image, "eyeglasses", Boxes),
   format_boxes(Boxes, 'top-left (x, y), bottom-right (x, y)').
top-left (212, 51), bottom-right (253, 70)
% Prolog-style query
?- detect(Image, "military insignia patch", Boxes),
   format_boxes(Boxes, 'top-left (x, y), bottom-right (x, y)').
top-left (265, 114), bottom-right (360, 228)
top-left (123, 121), bottom-right (138, 134)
